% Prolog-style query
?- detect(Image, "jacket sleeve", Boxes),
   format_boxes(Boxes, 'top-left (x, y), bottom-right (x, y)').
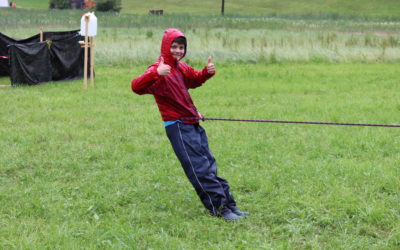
top-left (180, 62), bottom-right (215, 89)
top-left (131, 63), bottom-right (160, 95)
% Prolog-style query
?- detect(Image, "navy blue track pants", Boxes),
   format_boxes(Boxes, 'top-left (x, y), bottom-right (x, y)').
top-left (166, 122), bottom-right (236, 215)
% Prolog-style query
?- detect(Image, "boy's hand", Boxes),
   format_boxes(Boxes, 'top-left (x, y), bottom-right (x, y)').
top-left (157, 57), bottom-right (171, 76)
top-left (197, 111), bottom-right (204, 119)
top-left (206, 56), bottom-right (215, 74)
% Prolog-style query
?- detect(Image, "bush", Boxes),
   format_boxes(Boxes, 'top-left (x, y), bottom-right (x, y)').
top-left (96, 0), bottom-right (122, 12)
top-left (49, 0), bottom-right (71, 9)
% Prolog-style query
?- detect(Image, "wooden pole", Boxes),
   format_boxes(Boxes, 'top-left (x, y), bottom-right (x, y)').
top-left (40, 27), bottom-right (44, 42)
top-left (83, 15), bottom-right (89, 90)
top-left (221, 0), bottom-right (225, 15)
top-left (90, 36), bottom-right (95, 88)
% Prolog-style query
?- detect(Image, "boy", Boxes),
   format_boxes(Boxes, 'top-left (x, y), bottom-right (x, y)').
top-left (131, 28), bottom-right (249, 221)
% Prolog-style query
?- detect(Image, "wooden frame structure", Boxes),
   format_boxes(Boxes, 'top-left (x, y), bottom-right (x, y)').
top-left (79, 15), bottom-right (95, 89)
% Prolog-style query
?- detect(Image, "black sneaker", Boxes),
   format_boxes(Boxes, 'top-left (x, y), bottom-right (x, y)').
top-left (230, 207), bottom-right (250, 216)
top-left (220, 209), bottom-right (243, 221)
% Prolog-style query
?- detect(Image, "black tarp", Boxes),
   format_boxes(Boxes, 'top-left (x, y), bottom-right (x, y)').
top-left (0, 33), bottom-right (18, 76)
top-left (0, 30), bottom-right (90, 86)
top-left (0, 32), bottom-right (41, 77)
top-left (9, 43), bottom-right (52, 85)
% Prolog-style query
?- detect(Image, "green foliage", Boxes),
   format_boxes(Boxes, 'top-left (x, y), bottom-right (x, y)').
top-left (96, 0), bottom-right (122, 12)
top-left (49, 0), bottom-right (71, 9)
top-left (146, 30), bottom-right (153, 39)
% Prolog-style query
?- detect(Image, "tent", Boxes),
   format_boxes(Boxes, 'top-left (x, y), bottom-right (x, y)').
top-left (0, 0), bottom-right (9, 7)
top-left (0, 30), bottom-right (91, 86)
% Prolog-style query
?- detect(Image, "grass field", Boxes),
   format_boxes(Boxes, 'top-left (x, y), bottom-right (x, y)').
top-left (1, 64), bottom-right (399, 248)
top-left (11, 0), bottom-right (400, 18)
top-left (1, 1), bottom-right (400, 249)
top-left (120, 0), bottom-right (400, 18)
top-left (1, 8), bottom-right (400, 66)
top-left (9, 0), bottom-right (49, 9)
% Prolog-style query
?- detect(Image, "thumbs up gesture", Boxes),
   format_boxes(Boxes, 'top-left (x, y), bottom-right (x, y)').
top-left (206, 56), bottom-right (215, 74)
top-left (157, 57), bottom-right (171, 76)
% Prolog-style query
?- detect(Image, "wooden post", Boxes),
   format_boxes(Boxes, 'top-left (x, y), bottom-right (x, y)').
top-left (40, 27), bottom-right (44, 42)
top-left (221, 0), bottom-right (225, 15)
top-left (90, 36), bottom-right (95, 88)
top-left (83, 15), bottom-right (89, 90)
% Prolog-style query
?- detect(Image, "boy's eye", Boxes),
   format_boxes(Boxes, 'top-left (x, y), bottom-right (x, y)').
top-left (171, 44), bottom-right (184, 50)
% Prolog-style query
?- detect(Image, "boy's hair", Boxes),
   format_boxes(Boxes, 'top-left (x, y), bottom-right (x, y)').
top-left (172, 36), bottom-right (187, 49)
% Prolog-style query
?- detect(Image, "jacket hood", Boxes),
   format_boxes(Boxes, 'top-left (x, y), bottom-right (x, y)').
top-left (159, 28), bottom-right (186, 66)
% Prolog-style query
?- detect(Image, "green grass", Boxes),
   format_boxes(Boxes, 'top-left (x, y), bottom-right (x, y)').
top-left (0, 63), bottom-right (399, 248)
top-left (14, 0), bottom-right (400, 18)
top-left (1, 2), bottom-right (400, 248)
top-left (1, 8), bottom-right (400, 66)
top-left (121, 0), bottom-right (400, 19)
top-left (13, 0), bottom-right (49, 9)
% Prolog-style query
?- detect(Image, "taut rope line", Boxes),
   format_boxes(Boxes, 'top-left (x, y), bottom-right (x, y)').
top-left (183, 117), bottom-right (400, 128)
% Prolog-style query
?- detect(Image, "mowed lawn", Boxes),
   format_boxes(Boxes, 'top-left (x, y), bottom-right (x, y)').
top-left (0, 63), bottom-right (399, 248)
top-left (11, 0), bottom-right (49, 9)
top-left (121, 0), bottom-right (400, 17)
top-left (12, 0), bottom-right (400, 18)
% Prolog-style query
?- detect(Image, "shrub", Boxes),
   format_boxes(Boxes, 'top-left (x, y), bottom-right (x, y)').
top-left (49, 0), bottom-right (71, 9)
top-left (96, 0), bottom-right (122, 13)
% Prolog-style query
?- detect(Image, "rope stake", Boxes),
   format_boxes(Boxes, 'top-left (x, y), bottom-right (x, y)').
top-left (183, 117), bottom-right (400, 128)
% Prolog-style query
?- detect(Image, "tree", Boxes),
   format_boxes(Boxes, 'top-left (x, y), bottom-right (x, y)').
top-left (49, 0), bottom-right (71, 9)
top-left (96, 0), bottom-right (121, 12)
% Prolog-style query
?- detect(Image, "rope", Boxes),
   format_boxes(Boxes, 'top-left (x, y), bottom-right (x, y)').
top-left (183, 117), bottom-right (400, 128)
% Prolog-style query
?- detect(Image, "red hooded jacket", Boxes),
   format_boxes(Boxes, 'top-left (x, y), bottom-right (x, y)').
top-left (131, 29), bottom-right (215, 124)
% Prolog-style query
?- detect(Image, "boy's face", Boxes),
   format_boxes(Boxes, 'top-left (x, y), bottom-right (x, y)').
top-left (170, 42), bottom-right (185, 60)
